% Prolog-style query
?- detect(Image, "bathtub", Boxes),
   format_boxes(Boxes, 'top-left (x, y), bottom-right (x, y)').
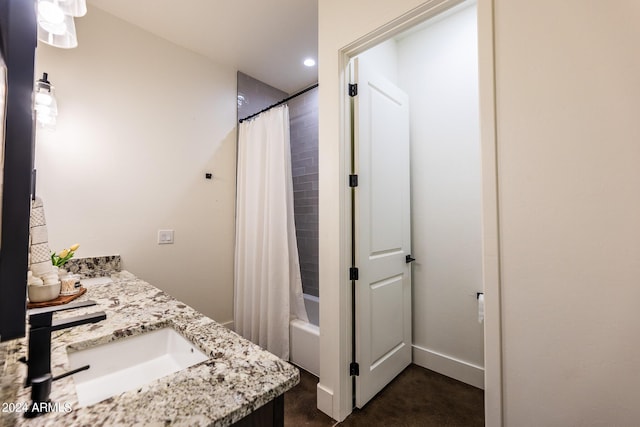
top-left (290, 293), bottom-right (319, 376)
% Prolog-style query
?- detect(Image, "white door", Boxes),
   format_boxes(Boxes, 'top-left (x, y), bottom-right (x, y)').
top-left (353, 58), bottom-right (412, 408)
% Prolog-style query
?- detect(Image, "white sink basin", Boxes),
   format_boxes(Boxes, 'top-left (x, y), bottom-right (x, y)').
top-left (68, 328), bottom-right (208, 407)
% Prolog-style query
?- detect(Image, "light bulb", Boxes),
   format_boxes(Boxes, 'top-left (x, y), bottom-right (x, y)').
top-left (37, 112), bottom-right (57, 129)
top-left (37, 12), bottom-right (78, 48)
top-left (38, 1), bottom-right (65, 25)
top-left (60, 0), bottom-right (87, 17)
top-left (35, 91), bottom-right (53, 106)
top-left (35, 104), bottom-right (52, 115)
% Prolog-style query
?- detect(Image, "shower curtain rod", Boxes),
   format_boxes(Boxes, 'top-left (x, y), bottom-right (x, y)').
top-left (238, 83), bottom-right (319, 123)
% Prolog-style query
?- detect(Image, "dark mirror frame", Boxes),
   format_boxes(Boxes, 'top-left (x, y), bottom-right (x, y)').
top-left (0, 0), bottom-right (37, 342)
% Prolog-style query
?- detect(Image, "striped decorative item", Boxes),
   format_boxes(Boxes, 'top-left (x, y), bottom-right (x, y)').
top-left (29, 197), bottom-right (55, 279)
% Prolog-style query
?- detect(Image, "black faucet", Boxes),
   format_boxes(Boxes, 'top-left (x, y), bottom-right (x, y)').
top-left (23, 299), bottom-right (106, 418)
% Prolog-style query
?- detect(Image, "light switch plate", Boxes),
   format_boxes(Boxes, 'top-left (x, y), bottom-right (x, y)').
top-left (157, 229), bottom-right (174, 244)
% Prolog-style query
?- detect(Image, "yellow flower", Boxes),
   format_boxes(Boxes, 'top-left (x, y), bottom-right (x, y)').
top-left (69, 243), bottom-right (80, 252)
top-left (59, 248), bottom-right (70, 258)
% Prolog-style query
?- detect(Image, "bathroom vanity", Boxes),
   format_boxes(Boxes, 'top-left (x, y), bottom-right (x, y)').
top-left (0, 270), bottom-right (299, 426)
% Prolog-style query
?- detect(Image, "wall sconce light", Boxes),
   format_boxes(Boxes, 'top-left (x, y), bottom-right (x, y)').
top-left (34, 73), bottom-right (58, 130)
top-left (36, 0), bottom-right (87, 49)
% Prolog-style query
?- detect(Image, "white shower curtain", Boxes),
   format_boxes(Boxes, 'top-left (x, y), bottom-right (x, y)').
top-left (234, 105), bottom-right (308, 360)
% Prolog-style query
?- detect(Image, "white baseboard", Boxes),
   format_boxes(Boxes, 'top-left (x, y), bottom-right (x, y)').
top-left (316, 382), bottom-right (334, 419)
top-left (412, 344), bottom-right (484, 389)
top-left (220, 320), bottom-right (234, 331)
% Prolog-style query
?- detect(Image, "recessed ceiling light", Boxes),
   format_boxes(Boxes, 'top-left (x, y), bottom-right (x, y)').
top-left (303, 58), bottom-right (316, 67)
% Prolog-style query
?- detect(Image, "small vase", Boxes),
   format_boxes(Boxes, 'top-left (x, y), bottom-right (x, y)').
top-left (57, 267), bottom-right (68, 279)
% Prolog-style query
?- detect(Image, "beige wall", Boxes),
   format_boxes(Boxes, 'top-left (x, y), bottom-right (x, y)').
top-left (320, 0), bottom-right (640, 424)
top-left (495, 0), bottom-right (640, 425)
top-left (35, 7), bottom-right (237, 324)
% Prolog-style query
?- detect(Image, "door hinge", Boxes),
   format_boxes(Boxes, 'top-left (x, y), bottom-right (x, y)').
top-left (349, 267), bottom-right (359, 281)
top-left (349, 83), bottom-right (358, 97)
top-left (350, 362), bottom-right (360, 376)
top-left (349, 174), bottom-right (358, 187)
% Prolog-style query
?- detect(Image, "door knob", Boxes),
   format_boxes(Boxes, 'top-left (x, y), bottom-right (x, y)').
top-left (406, 255), bottom-right (416, 263)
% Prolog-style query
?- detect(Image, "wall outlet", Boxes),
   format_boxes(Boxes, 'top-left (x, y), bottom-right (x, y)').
top-left (157, 229), bottom-right (174, 244)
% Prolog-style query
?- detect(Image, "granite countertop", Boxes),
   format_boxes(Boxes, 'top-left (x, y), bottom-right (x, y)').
top-left (0, 271), bottom-right (299, 426)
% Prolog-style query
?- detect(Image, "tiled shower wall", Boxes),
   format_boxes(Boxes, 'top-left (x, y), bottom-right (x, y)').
top-left (288, 87), bottom-right (319, 297)
top-left (237, 73), bottom-right (319, 297)
top-left (237, 72), bottom-right (287, 120)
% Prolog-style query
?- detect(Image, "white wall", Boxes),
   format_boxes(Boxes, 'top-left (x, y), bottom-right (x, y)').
top-left (495, 1), bottom-right (640, 425)
top-left (35, 7), bottom-right (237, 325)
top-left (396, 3), bottom-right (483, 388)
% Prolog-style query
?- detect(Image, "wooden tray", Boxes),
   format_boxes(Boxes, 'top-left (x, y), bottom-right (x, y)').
top-left (27, 286), bottom-right (87, 309)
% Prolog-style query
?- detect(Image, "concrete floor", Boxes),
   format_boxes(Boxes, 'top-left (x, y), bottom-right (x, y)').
top-left (284, 364), bottom-right (484, 427)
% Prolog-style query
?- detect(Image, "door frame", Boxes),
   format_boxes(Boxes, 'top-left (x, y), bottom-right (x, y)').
top-left (331, 0), bottom-right (502, 424)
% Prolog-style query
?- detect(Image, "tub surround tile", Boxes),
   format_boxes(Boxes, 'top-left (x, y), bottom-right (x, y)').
top-left (0, 271), bottom-right (298, 426)
top-left (288, 87), bottom-right (319, 298)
